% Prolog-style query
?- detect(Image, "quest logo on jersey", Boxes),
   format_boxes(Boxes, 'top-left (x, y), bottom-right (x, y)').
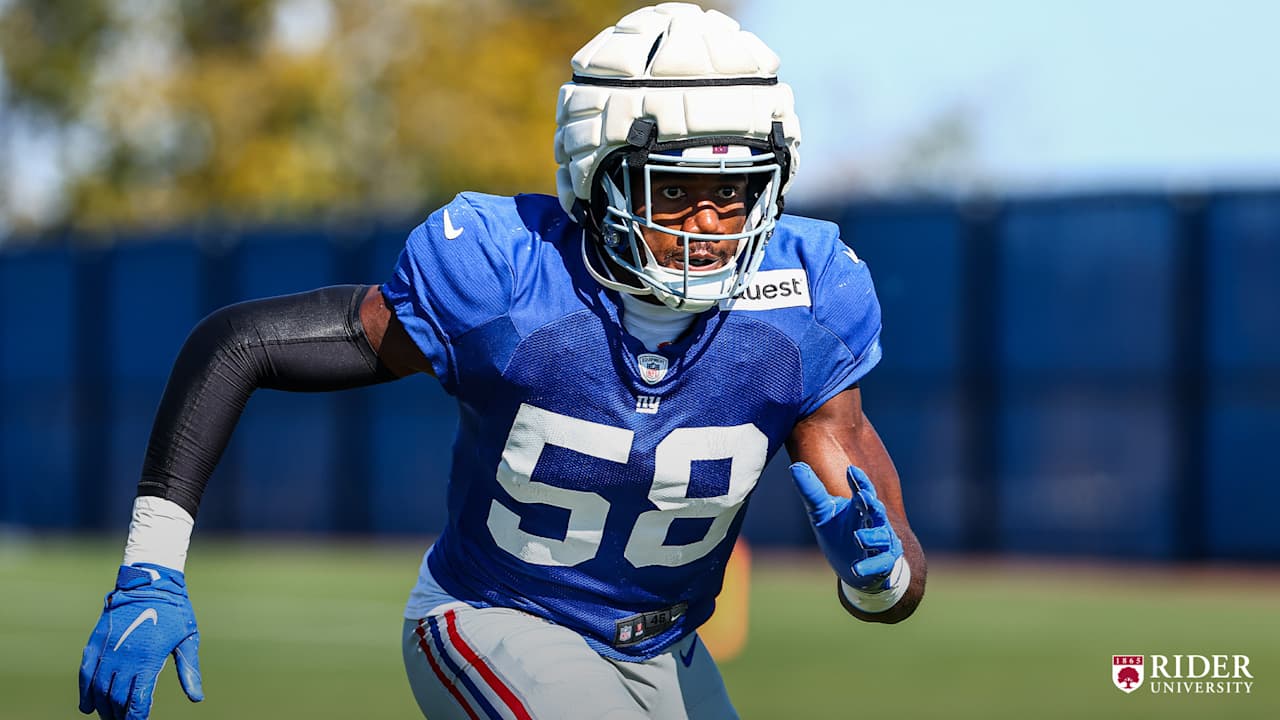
top-left (719, 269), bottom-right (810, 311)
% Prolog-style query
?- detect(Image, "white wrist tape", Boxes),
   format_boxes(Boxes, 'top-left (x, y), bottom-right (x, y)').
top-left (840, 556), bottom-right (910, 614)
top-left (122, 496), bottom-right (195, 572)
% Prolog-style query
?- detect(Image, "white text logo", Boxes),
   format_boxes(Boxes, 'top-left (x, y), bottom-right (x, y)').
top-left (635, 396), bottom-right (661, 414)
top-left (1114, 654), bottom-right (1254, 695)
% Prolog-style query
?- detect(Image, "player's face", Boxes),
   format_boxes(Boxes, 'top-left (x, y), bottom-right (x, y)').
top-left (632, 173), bottom-right (748, 272)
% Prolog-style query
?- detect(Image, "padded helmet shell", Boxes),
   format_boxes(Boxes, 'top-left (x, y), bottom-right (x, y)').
top-left (554, 3), bottom-right (801, 219)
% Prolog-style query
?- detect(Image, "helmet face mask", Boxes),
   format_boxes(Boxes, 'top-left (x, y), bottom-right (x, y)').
top-left (595, 143), bottom-right (783, 312)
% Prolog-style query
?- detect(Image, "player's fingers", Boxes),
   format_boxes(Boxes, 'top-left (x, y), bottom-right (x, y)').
top-left (858, 490), bottom-right (890, 528)
top-left (855, 525), bottom-right (894, 552)
top-left (853, 551), bottom-right (897, 579)
top-left (107, 669), bottom-right (137, 720)
top-left (845, 467), bottom-right (882, 527)
top-left (789, 462), bottom-right (834, 523)
top-left (95, 672), bottom-right (120, 720)
top-left (845, 465), bottom-right (878, 499)
top-left (174, 633), bottom-right (204, 702)
top-left (79, 644), bottom-right (103, 714)
top-left (125, 673), bottom-right (158, 720)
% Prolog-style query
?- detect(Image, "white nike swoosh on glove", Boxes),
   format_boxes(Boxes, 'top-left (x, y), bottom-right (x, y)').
top-left (114, 608), bottom-right (159, 651)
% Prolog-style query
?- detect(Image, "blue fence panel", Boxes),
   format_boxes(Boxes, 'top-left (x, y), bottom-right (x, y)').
top-left (1206, 402), bottom-right (1280, 559)
top-left (838, 203), bottom-right (966, 374)
top-left (0, 245), bottom-right (78, 527)
top-left (1000, 197), bottom-right (1178, 376)
top-left (1206, 193), bottom-right (1280, 370)
top-left (104, 240), bottom-right (205, 527)
top-left (997, 198), bottom-right (1178, 557)
top-left (834, 203), bottom-right (969, 550)
top-left (0, 247), bottom-right (77, 528)
top-left (999, 383), bottom-right (1175, 556)
top-left (230, 228), bottom-right (343, 532)
top-left (366, 379), bottom-right (456, 536)
top-left (1204, 194), bottom-right (1280, 558)
top-left (860, 381), bottom-right (969, 545)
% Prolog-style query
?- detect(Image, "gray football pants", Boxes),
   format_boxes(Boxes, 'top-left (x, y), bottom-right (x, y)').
top-left (401, 606), bottom-right (739, 719)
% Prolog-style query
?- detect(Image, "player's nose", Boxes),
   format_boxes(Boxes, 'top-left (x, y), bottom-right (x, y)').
top-left (684, 205), bottom-right (725, 234)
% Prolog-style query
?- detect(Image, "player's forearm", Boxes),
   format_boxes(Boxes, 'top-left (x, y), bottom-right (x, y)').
top-left (135, 284), bottom-right (396, 519)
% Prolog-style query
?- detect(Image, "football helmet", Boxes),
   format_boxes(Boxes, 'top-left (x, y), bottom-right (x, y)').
top-left (554, 3), bottom-right (801, 312)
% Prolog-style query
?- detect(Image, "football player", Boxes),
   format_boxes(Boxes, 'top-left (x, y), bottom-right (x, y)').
top-left (78, 4), bottom-right (927, 719)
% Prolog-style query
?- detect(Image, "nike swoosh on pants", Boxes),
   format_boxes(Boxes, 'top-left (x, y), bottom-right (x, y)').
top-left (678, 636), bottom-right (698, 668)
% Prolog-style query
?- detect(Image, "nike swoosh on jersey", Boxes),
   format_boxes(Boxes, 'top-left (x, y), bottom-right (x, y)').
top-left (114, 608), bottom-right (159, 651)
top-left (443, 209), bottom-right (464, 239)
top-left (678, 635), bottom-right (698, 668)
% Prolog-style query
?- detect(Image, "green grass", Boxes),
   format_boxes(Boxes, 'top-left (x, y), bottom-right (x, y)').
top-left (2, 537), bottom-right (1276, 719)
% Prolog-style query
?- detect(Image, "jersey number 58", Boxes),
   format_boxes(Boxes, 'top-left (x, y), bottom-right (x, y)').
top-left (487, 403), bottom-right (767, 568)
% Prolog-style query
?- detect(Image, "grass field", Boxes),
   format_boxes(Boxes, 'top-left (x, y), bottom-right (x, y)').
top-left (2, 536), bottom-right (1276, 719)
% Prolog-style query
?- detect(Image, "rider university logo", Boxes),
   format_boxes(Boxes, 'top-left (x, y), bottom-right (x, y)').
top-left (1113, 655), bottom-right (1145, 693)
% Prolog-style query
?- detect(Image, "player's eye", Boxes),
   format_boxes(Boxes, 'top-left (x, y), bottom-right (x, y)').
top-left (716, 185), bottom-right (741, 201)
top-left (659, 186), bottom-right (686, 201)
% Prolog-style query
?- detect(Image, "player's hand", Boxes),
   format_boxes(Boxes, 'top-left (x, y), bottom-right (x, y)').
top-left (79, 564), bottom-right (204, 719)
top-left (790, 462), bottom-right (904, 592)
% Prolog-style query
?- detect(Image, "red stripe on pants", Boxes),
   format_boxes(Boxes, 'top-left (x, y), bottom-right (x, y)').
top-left (415, 622), bottom-right (481, 720)
top-left (443, 609), bottom-right (533, 720)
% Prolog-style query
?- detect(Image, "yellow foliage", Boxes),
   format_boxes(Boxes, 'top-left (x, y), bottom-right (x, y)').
top-left (0, 0), bottom-right (735, 234)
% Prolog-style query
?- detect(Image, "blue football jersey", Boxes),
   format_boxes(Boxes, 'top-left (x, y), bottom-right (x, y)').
top-left (382, 192), bottom-right (882, 661)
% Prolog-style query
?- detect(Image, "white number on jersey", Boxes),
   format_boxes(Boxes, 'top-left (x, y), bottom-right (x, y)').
top-left (487, 403), bottom-right (768, 568)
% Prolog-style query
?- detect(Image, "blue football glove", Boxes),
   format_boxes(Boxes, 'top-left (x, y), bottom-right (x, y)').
top-left (79, 564), bottom-right (203, 720)
top-left (790, 462), bottom-right (904, 592)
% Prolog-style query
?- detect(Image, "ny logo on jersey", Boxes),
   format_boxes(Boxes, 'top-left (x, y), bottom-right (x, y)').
top-left (637, 353), bottom-right (669, 384)
top-left (635, 396), bottom-right (661, 414)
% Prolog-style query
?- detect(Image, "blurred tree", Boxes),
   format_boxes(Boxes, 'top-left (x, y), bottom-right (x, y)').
top-left (1, 0), bottom-right (735, 238)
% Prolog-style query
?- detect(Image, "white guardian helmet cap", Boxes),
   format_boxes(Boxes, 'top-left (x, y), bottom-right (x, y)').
top-left (554, 3), bottom-right (801, 312)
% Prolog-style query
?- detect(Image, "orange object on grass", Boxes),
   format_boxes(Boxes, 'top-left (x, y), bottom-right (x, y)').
top-left (699, 537), bottom-right (751, 662)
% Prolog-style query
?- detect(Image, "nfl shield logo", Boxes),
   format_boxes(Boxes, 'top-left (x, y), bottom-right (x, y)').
top-left (1112, 655), bottom-right (1144, 693)
top-left (619, 625), bottom-right (632, 643)
top-left (637, 353), bottom-right (669, 385)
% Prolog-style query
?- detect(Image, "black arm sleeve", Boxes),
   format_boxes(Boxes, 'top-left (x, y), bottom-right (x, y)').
top-left (136, 284), bottom-right (397, 517)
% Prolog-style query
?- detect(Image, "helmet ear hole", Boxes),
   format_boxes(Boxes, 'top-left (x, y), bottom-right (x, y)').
top-left (746, 173), bottom-right (771, 204)
top-left (588, 149), bottom-right (630, 230)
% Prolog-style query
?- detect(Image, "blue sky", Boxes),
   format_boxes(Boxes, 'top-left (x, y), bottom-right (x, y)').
top-left (738, 0), bottom-right (1280, 200)
top-left (4, 0), bottom-right (1280, 237)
